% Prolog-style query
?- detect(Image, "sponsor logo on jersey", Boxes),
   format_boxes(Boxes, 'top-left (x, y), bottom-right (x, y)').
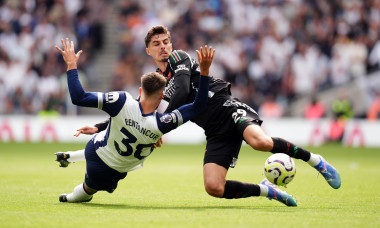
top-left (163, 78), bottom-right (175, 100)
top-left (105, 92), bottom-right (119, 103)
top-left (174, 64), bottom-right (189, 73)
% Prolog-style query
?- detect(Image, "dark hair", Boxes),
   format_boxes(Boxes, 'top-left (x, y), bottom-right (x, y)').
top-left (144, 25), bottom-right (171, 48)
top-left (141, 72), bottom-right (167, 96)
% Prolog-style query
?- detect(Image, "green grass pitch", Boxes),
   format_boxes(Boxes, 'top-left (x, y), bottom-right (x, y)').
top-left (0, 142), bottom-right (379, 228)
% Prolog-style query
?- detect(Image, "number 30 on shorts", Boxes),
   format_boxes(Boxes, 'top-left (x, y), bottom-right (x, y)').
top-left (232, 109), bottom-right (247, 123)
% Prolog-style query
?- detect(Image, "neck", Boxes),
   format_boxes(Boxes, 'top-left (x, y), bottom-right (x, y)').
top-left (140, 99), bottom-right (157, 115)
top-left (156, 61), bottom-right (168, 72)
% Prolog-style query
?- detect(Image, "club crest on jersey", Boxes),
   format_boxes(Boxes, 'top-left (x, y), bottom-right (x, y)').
top-left (160, 113), bottom-right (177, 123)
top-left (174, 64), bottom-right (189, 73)
top-left (105, 92), bottom-right (119, 103)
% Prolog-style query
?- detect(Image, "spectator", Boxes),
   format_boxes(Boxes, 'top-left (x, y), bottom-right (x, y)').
top-left (329, 90), bottom-right (354, 142)
top-left (2, 0), bottom-right (380, 116)
top-left (367, 91), bottom-right (380, 121)
top-left (259, 93), bottom-right (283, 118)
top-left (332, 90), bottom-right (354, 119)
top-left (305, 96), bottom-right (326, 119)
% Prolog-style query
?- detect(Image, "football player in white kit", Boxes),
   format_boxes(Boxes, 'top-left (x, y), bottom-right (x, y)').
top-left (55, 38), bottom-right (214, 203)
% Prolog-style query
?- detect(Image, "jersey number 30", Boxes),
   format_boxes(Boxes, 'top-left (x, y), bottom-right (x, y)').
top-left (114, 127), bottom-right (154, 160)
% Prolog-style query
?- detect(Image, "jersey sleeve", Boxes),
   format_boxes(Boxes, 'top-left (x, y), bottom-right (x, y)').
top-left (67, 69), bottom-right (99, 107)
top-left (157, 75), bottom-right (210, 134)
top-left (98, 91), bottom-right (127, 117)
top-left (67, 69), bottom-right (126, 117)
top-left (165, 50), bottom-right (193, 112)
top-left (176, 75), bottom-right (209, 122)
top-left (156, 110), bottom-right (183, 134)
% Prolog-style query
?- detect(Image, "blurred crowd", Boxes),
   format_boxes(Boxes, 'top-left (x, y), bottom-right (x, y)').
top-left (1, 0), bottom-right (380, 121)
top-left (0, 0), bottom-right (108, 115)
top-left (113, 0), bottom-right (380, 120)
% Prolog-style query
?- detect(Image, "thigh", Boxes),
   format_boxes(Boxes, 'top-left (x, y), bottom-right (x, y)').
top-left (85, 140), bottom-right (127, 193)
top-left (204, 134), bottom-right (242, 169)
top-left (225, 97), bottom-right (263, 137)
top-left (243, 124), bottom-right (273, 151)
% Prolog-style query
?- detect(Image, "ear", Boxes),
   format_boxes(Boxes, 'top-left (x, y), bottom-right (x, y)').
top-left (139, 87), bottom-right (142, 96)
top-left (159, 91), bottom-right (164, 100)
top-left (145, 48), bottom-right (150, 56)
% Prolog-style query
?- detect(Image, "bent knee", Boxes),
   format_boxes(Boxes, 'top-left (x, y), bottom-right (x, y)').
top-left (204, 180), bottom-right (225, 197)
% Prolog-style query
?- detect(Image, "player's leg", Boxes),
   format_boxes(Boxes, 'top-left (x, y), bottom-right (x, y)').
top-left (203, 135), bottom-right (296, 206)
top-left (203, 163), bottom-right (227, 197)
top-left (59, 139), bottom-right (127, 203)
top-left (60, 182), bottom-right (95, 203)
top-left (203, 163), bottom-right (296, 206)
top-left (55, 149), bottom-right (85, 167)
top-left (242, 123), bottom-right (341, 189)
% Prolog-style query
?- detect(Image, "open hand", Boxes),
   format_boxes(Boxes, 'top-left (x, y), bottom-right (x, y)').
top-left (55, 38), bottom-right (83, 71)
top-left (196, 45), bottom-right (215, 76)
top-left (73, 126), bottom-right (99, 137)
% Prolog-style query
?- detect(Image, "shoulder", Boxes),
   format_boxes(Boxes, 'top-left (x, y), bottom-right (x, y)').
top-left (104, 91), bottom-right (128, 104)
top-left (169, 50), bottom-right (192, 65)
top-left (169, 50), bottom-right (194, 73)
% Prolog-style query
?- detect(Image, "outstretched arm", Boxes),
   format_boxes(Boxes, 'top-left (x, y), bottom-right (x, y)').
top-left (158, 46), bottom-right (215, 134)
top-left (177, 45), bottom-right (214, 121)
top-left (56, 38), bottom-right (99, 107)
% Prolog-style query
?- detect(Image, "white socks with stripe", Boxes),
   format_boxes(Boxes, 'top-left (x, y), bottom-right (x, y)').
top-left (66, 184), bottom-right (93, 203)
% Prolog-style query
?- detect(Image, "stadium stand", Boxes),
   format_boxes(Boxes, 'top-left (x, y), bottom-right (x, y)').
top-left (1, 0), bottom-right (380, 118)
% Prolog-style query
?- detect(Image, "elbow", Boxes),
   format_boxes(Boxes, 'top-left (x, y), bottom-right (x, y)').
top-left (71, 98), bottom-right (79, 106)
top-left (70, 96), bottom-right (81, 106)
top-left (194, 102), bottom-right (207, 115)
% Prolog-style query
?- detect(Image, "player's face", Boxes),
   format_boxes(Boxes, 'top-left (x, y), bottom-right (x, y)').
top-left (146, 34), bottom-right (172, 63)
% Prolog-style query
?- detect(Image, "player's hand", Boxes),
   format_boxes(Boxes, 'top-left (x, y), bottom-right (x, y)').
top-left (196, 45), bottom-right (215, 76)
top-left (73, 126), bottom-right (99, 137)
top-left (55, 38), bottom-right (83, 71)
top-left (153, 137), bottom-right (163, 149)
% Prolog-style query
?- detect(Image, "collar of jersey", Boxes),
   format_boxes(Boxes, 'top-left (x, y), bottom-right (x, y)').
top-left (139, 102), bottom-right (154, 117)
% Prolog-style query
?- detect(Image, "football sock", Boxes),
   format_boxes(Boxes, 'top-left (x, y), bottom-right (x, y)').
top-left (258, 184), bottom-right (269, 196)
top-left (271, 137), bottom-right (311, 162)
top-left (307, 154), bottom-right (321, 167)
top-left (66, 183), bottom-right (93, 203)
top-left (66, 149), bottom-right (85, 162)
top-left (222, 180), bottom-right (260, 199)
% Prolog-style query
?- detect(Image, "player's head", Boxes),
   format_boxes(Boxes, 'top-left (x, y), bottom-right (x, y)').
top-left (140, 72), bottom-right (167, 100)
top-left (145, 25), bottom-right (172, 63)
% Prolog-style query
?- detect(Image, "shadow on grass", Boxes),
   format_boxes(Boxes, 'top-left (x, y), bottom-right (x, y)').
top-left (76, 203), bottom-right (298, 211)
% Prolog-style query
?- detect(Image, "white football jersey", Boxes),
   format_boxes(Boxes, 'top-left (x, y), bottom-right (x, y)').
top-left (92, 91), bottom-right (183, 173)
top-left (66, 69), bottom-right (209, 173)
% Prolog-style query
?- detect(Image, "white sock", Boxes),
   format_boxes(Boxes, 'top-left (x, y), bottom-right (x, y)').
top-left (66, 150), bottom-right (85, 162)
top-left (66, 183), bottom-right (93, 203)
top-left (307, 153), bottom-right (321, 167)
top-left (258, 184), bottom-right (269, 196)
